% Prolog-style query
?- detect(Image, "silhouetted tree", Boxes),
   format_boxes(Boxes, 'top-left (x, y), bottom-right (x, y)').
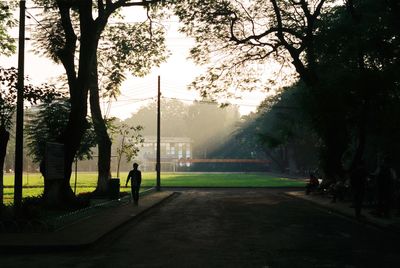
top-left (173, 0), bottom-right (400, 180)
top-left (25, 99), bottom-right (96, 165)
top-left (29, 0), bottom-right (167, 205)
top-left (0, 67), bottom-right (61, 206)
top-left (0, 1), bottom-right (16, 56)
top-left (112, 123), bottom-right (144, 178)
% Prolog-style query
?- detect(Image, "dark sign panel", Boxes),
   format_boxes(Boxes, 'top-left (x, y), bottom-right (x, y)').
top-left (45, 142), bottom-right (64, 180)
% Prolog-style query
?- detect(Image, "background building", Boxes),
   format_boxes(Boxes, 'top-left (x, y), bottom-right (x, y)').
top-left (138, 136), bottom-right (193, 171)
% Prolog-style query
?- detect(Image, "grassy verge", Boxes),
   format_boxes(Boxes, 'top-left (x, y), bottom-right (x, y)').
top-left (2, 172), bottom-right (305, 204)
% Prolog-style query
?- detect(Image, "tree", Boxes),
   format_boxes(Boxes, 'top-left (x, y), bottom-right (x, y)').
top-left (90, 15), bottom-right (167, 195)
top-left (173, 0), bottom-right (334, 174)
top-left (173, 0), bottom-right (329, 93)
top-left (0, 67), bottom-right (60, 206)
top-left (0, 1), bottom-right (16, 56)
top-left (25, 98), bottom-right (96, 164)
top-left (173, 0), bottom-right (400, 180)
top-left (29, 0), bottom-right (167, 206)
top-left (302, 0), bottom-right (400, 176)
top-left (124, 98), bottom-right (189, 137)
top-left (112, 123), bottom-right (144, 178)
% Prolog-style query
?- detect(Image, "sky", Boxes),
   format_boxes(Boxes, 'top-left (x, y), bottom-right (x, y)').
top-left (0, 1), bottom-right (271, 120)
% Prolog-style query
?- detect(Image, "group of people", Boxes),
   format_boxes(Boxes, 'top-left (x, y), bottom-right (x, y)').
top-left (351, 160), bottom-right (398, 219)
top-left (306, 160), bottom-right (400, 219)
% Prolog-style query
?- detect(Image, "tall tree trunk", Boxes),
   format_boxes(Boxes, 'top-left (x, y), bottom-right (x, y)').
top-left (90, 57), bottom-right (112, 196)
top-left (40, 0), bottom-right (97, 207)
top-left (0, 126), bottom-right (10, 206)
top-left (40, 85), bottom-right (90, 207)
top-left (349, 108), bottom-right (367, 172)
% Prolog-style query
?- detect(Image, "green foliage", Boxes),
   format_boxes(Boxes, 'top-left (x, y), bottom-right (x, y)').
top-left (99, 20), bottom-right (168, 99)
top-left (30, 10), bottom-right (67, 63)
top-left (31, 0), bottom-right (169, 100)
top-left (0, 1), bottom-right (16, 56)
top-left (0, 67), bottom-right (62, 130)
top-left (124, 99), bottom-right (189, 136)
top-left (114, 123), bottom-right (144, 163)
top-left (174, 0), bottom-right (400, 176)
top-left (109, 120), bottom-right (144, 177)
top-left (25, 99), bottom-right (97, 163)
top-left (232, 83), bottom-right (318, 173)
top-left (172, 0), bottom-right (333, 97)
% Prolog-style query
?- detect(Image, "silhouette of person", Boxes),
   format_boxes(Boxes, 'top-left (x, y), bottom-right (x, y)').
top-left (306, 172), bottom-right (319, 195)
top-left (350, 161), bottom-right (368, 219)
top-left (376, 160), bottom-right (394, 217)
top-left (126, 162), bottom-right (142, 206)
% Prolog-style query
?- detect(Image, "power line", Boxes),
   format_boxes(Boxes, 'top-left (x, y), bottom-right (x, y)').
top-left (109, 97), bottom-right (156, 108)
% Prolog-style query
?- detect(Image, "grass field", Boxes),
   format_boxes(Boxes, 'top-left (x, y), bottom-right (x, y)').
top-left (2, 172), bottom-right (306, 204)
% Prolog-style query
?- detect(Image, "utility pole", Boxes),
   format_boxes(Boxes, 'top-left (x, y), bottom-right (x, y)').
top-left (156, 76), bottom-right (161, 191)
top-left (14, 0), bottom-right (26, 208)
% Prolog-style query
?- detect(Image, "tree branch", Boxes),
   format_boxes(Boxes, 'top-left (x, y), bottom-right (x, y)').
top-left (229, 13), bottom-right (303, 47)
top-left (109, 0), bottom-right (160, 12)
top-left (314, 0), bottom-right (326, 18)
top-left (56, 0), bottom-right (78, 94)
top-left (98, 0), bottom-right (105, 17)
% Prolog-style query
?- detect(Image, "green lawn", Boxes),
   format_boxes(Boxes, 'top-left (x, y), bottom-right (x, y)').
top-left (2, 172), bottom-right (306, 204)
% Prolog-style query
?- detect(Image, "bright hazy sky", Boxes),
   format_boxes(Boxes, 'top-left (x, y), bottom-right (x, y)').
top-left (0, 2), bottom-right (271, 120)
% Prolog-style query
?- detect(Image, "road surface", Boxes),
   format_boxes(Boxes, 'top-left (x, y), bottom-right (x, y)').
top-left (1, 189), bottom-right (399, 267)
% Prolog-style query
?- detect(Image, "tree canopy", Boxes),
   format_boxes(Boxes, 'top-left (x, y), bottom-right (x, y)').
top-left (25, 98), bottom-right (97, 164)
top-left (0, 1), bottom-right (16, 56)
top-left (173, 0), bottom-right (400, 178)
top-left (0, 66), bottom-right (61, 206)
top-left (173, 0), bottom-right (330, 96)
top-left (25, 0), bottom-right (168, 204)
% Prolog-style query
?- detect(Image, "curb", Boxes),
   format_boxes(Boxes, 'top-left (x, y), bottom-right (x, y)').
top-left (284, 191), bottom-right (400, 235)
top-left (0, 191), bottom-right (177, 253)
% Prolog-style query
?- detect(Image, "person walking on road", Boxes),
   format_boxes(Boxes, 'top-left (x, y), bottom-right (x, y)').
top-left (126, 163), bottom-right (142, 206)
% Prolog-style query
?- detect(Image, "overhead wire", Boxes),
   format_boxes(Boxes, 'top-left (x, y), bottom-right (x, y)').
top-left (19, 2), bottom-right (266, 114)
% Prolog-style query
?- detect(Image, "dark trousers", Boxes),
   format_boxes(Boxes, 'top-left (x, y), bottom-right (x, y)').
top-left (354, 191), bottom-right (364, 218)
top-left (131, 183), bottom-right (141, 204)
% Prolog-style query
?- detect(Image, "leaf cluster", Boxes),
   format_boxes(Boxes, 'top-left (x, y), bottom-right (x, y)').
top-left (99, 20), bottom-right (168, 99)
top-left (25, 98), bottom-right (96, 163)
top-left (113, 122), bottom-right (144, 162)
top-left (0, 66), bottom-right (63, 130)
top-left (173, 0), bottom-right (334, 97)
top-left (30, 0), bottom-right (169, 100)
top-left (0, 0), bottom-right (17, 56)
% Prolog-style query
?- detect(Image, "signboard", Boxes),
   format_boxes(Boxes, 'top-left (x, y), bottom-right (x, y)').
top-left (45, 142), bottom-right (64, 180)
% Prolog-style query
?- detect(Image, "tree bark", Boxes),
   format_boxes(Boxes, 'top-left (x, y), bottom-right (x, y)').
top-left (0, 126), bottom-right (10, 206)
top-left (90, 56), bottom-right (112, 196)
top-left (41, 0), bottom-right (98, 207)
